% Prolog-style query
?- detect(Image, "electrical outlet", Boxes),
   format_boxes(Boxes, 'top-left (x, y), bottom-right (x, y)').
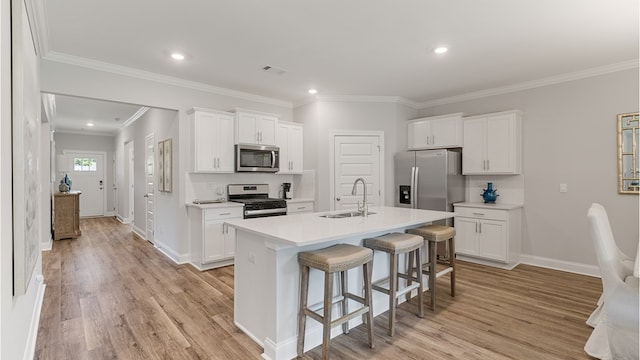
top-left (559, 183), bottom-right (568, 193)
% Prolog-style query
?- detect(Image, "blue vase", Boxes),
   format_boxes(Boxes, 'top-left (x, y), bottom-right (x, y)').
top-left (481, 182), bottom-right (499, 203)
top-left (63, 174), bottom-right (72, 190)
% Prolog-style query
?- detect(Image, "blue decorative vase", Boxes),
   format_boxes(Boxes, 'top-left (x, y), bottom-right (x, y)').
top-left (481, 182), bottom-right (499, 203)
top-left (62, 174), bottom-right (72, 191)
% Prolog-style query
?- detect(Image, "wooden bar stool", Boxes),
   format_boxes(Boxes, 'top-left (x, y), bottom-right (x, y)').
top-left (406, 225), bottom-right (456, 311)
top-left (363, 233), bottom-right (424, 336)
top-left (297, 244), bottom-right (375, 360)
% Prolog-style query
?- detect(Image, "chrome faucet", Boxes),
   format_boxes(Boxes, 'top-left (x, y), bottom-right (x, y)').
top-left (351, 177), bottom-right (368, 216)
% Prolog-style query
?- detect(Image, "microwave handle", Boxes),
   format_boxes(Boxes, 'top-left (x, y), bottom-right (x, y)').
top-left (271, 150), bottom-right (276, 168)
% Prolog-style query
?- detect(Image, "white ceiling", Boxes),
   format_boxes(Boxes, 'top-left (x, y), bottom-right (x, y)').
top-left (49, 94), bottom-right (147, 135)
top-left (42, 0), bottom-right (638, 131)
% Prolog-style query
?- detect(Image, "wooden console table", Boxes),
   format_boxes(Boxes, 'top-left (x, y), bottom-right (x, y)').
top-left (53, 191), bottom-right (81, 240)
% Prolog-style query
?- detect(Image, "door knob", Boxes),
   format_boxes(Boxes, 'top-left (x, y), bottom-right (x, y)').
top-left (143, 194), bottom-right (149, 198)
top-left (336, 197), bottom-right (341, 201)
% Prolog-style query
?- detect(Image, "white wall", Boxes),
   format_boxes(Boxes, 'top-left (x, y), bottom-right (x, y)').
top-left (40, 59), bottom-right (295, 263)
top-left (294, 100), bottom-right (417, 211)
top-left (1, 1), bottom-right (44, 359)
top-left (114, 108), bottom-right (179, 247)
top-left (54, 132), bottom-right (116, 213)
top-left (418, 68), bottom-right (639, 269)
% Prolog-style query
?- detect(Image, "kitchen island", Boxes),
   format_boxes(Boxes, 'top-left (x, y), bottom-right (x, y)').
top-left (225, 206), bottom-right (455, 360)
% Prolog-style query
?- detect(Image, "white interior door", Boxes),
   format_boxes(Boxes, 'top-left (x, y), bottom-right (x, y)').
top-left (333, 135), bottom-right (381, 210)
top-left (145, 134), bottom-right (155, 243)
top-left (65, 151), bottom-right (105, 217)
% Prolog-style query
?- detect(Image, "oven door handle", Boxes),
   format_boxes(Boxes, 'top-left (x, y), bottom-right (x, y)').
top-left (245, 208), bottom-right (287, 217)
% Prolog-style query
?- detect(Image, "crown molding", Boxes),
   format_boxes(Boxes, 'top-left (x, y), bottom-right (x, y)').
top-left (121, 106), bottom-right (150, 129)
top-left (24, 0), bottom-right (49, 56)
top-left (419, 59), bottom-right (640, 108)
top-left (43, 52), bottom-right (294, 109)
top-left (41, 93), bottom-right (55, 123)
top-left (293, 94), bottom-right (419, 109)
top-left (54, 129), bottom-right (116, 137)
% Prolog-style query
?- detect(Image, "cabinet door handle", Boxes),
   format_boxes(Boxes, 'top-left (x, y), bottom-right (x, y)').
top-left (432, 135), bottom-right (435, 144)
top-left (479, 222), bottom-right (482, 233)
top-left (487, 160), bottom-right (490, 170)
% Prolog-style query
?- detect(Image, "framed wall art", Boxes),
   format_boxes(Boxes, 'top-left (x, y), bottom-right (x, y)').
top-left (158, 138), bottom-right (172, 192)
top-left (158, 140), bottom-right (164, 191)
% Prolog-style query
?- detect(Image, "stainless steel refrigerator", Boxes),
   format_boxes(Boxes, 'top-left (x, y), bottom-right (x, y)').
top-left (394, 149), bottom-right (464, 225)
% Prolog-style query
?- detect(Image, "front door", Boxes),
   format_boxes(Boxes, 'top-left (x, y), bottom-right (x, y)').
top-left (145, 134), bottom-right (155, 243)
top-left (332, 134), bottom-right (382, 210)
top-left (65, 151), bottom-right (105, 217)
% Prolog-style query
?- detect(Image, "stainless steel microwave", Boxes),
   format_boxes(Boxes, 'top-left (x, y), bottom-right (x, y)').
top-left (235, 144), bottom-right (280, 172)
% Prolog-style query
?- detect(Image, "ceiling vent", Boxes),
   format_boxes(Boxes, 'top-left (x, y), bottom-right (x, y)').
top-left (262, 65), bottom-right (287, 75)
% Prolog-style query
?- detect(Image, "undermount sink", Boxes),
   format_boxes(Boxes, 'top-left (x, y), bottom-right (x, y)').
top-left (319, 211), bottom-right (376, 219)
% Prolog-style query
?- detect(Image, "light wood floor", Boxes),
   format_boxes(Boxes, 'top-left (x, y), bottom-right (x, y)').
top-left (36, 217), bottom-right (602, 359)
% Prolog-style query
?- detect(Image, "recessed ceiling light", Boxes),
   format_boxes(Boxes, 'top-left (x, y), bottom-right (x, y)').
top-left (308, 89), bottom-right (318, 94)
top-left (86, 122), bottom-right (95, 127)
top-left (434, 47), bottom-right (448, 54)
top-left (171, 53), bottom-right (185, 60)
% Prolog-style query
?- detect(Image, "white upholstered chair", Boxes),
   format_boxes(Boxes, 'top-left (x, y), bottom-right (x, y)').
top-left (585, 203), bottom-right (639, 360)
top-left (586, 203), bottom-right (635, 328)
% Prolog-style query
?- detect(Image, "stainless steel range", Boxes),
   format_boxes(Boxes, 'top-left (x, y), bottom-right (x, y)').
top-left (228, 184), bottom-right (287, 218)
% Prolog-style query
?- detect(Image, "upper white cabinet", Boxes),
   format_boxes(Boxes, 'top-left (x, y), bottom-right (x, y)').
top-left (407, 113), bottom-right (464, 150)
top-left (463, 110), bottom-right (522, 175)
top-left (277, 122), bottom-right (303, 174)
top-left (188, 108), bottom-right (235, 173)
top-left (235, 109), bottom-right (278, 146)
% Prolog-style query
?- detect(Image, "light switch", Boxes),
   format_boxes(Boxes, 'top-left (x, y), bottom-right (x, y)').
top-left (559, 183), bottom-right (568, 193)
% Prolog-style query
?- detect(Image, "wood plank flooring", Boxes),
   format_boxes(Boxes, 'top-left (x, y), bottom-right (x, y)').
top-left (36, 217), bottom-right (602, 359)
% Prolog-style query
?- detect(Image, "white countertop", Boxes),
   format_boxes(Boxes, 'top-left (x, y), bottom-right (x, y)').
top-left (186, 201), bottom-right (244, 209)
top-left (454, 202), bottom-right (523, 210)
top-left (225, 206), bottom-right (455, 247)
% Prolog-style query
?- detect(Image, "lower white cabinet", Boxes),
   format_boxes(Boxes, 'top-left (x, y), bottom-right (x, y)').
top-left (286, 200), bottom-right (314, 214)
top-left (188, 205), bottom-right (243, 271)
top-left (453, 203), bottom-right (522, 269)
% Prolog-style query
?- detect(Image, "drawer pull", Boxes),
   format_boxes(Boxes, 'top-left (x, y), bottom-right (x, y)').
top-left (297, 206), bottom-right (306, 210)
top-left (472, 212), bottom-right (485, 216)
top-left (219, 212), bottom-right (231, 216)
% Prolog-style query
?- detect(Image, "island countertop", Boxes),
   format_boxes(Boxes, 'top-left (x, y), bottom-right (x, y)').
top-left (225, 206), bottom-right (455, 247)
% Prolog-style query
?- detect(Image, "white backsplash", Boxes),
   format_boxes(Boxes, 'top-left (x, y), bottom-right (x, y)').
top-left (465, 175), bottom-right (524, 205)
top-left (186, 171), bottom-right (315, 202)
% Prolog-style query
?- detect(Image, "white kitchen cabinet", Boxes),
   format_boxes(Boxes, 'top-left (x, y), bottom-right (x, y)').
top-left (462, 110), bottom-right (522, 175)
top-left (235, 109), bottom-right (278, 145)
top-left (188, 204), bottom-right (243, 271)
top-left (286, 200), bottom-right (314, 214)
top-left (188, 108), bottom-right (235, 173)
top-left (407, 113), bottom-right (464, 150)
top-left (453, 203), bottom-right (522, 269)
top-left (277, 122), bottom-right (303, 174)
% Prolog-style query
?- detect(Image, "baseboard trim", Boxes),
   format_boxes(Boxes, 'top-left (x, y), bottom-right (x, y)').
top-left (519, 254), bottom-right (600, 277)
top-left (131, 225), bottom-right (146, 240)
top-left (24, 275), bottom-right (46, 360)
top-left (116, 215), bottom-right (132, 224)
top-left (41, 236), bottom-right (52, 251)
top-left (154, 238), bottom-right (190, 265)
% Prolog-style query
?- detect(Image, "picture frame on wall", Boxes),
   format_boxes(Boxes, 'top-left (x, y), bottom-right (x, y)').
top-left (163, 139), bottom-right (172, 193)
top-left (158, 140), bottom-right (165, 192)
top-left (12, 0), bottom-right (40, 296)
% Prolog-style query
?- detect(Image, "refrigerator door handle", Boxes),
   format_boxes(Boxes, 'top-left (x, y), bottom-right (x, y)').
top-left (413, 166), bottom-right (419, 209)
